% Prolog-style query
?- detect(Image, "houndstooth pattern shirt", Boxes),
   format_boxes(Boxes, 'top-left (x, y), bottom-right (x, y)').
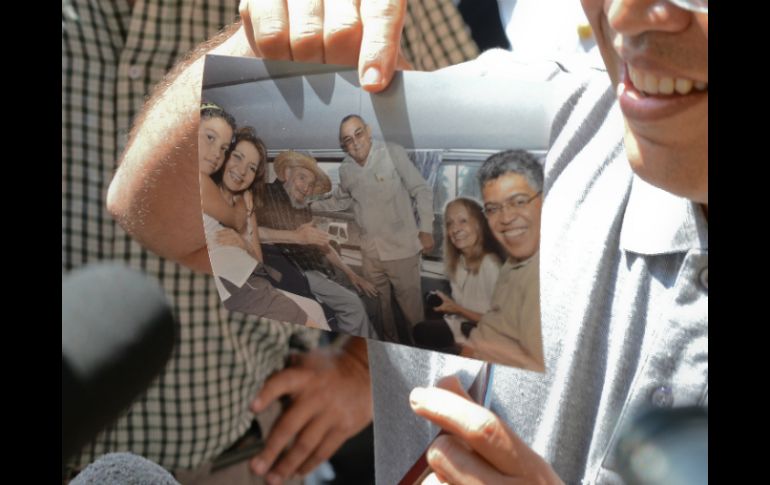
top-left (62, 0), bottom-right (477, 472)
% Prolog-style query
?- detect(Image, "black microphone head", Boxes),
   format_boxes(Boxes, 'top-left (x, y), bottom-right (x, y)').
top-left (62, 263), bottom-right (176, 464)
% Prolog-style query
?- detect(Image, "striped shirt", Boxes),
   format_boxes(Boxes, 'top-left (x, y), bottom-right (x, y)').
top-left (62, 0), bottom-right (477, 472)
top-left (369, 64), bottom-right (707, 485)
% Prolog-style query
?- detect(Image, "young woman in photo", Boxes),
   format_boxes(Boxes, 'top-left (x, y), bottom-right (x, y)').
top-left (202, 126), bottom-right (327, 328)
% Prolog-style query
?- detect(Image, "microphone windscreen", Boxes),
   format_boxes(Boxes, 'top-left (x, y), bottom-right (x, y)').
top-left (62, 263), bottom-right (176, 463)
top-left (69, 452), bottom-right (180, 485)
top-left (615, 406), bottom-right (708, 485)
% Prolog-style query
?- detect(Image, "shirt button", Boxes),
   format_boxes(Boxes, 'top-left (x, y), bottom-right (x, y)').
top-left (699, 267), bottom-right (708, 291)
top-left (128, 65), bottom-right (143, 80)
top-left (650, 385), bottom-right (674, 408)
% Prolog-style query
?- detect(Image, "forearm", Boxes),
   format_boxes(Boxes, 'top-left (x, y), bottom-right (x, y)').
top-left (391, 146), bottom-right (434, 232)
top-left (414, 188), bottom-right (435, 233)
top-left (216, 227), bottom-right (260, 259)
top-left (106, 23), bottom-right (253, 269)
top-left (258, 226), bottom-right (300, 244)
top-left (249, 214), bottom-right (264, 262)
top-left (207, 206), bottom-right (245, 233)
top-left (323, 245), bottom-right (355, 279)
top-left (467, 323), bottom-right (542, 371)
top-left (311, 190), bottom-right (353, 213)
top-left (454, 306), bottom-right (484, 323)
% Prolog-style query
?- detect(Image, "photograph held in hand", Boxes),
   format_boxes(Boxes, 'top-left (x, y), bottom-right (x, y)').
top-left (198, 54), bottom-right (566, 371)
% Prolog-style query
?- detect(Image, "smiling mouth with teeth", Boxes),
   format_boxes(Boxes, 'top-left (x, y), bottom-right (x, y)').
top-left (627, 65), bottom-right (707, 97)
top-left (504, 228), bottom-right (527, 238)
top-left (229, 171), bottom-right (243, 184)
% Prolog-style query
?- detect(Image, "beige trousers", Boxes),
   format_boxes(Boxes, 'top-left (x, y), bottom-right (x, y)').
top-left (362, 252), bottom-right (424, 344)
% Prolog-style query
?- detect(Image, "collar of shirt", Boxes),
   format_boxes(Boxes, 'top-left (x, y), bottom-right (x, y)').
top-left (620, 175), bottom-right (708, 256)
top-left (504, 250), bottom-right (539, 270)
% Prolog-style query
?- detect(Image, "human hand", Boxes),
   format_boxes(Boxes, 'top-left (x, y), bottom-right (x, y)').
top-left (418, 232), bottom-right (435, 253)
top-left (349, 272), bottom-right (378, 298)
top-left (410, 376), bottom-right (563, 485)
top-left (238, 0), bottom-right (411, 92)
top-left (215, 227), bottom-right (249, 251)
top-left (249, 344), bottom-right (372, 484)
top-left (433, 290), bottom-right (459, 314)
top-left (233, 202), bottom-right (249, 233)
top-left (296, 222), bottom-right (331, 246)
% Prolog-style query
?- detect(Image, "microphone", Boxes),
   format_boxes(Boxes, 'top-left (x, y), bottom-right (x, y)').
top-left (615, 406), bottom-right (708, 485)
top-left (62, 263), bottom-right (176, 464)
top-left (69, 452), bottom-right (180, 485)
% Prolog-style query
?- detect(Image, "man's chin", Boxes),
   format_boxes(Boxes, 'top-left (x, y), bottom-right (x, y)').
top-left (502, 244), bottom-right (537, 262)
top-left (632, 165), bottom-right (708, 205)
top-left (625, 131), bottom-right (708, 204)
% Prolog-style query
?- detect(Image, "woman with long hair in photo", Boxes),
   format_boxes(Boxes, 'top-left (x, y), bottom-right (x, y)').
top-left (413, 197), bottom-right (504, 351)
top-left (201, 125), bottom-right (327, 328)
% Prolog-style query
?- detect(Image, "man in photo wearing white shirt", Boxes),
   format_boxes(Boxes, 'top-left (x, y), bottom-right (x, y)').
top-left (313, 115), bottom-right (435, 345)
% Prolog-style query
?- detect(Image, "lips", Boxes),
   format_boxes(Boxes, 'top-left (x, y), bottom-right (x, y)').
top-left (617, 64), bottom-right (707, 122)
top-left (228, 169), bottom-right (244, 186)
top-left (451, 235), bottom-right (472, 250)
top-left (451, 231), bottom-right (467, 242)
